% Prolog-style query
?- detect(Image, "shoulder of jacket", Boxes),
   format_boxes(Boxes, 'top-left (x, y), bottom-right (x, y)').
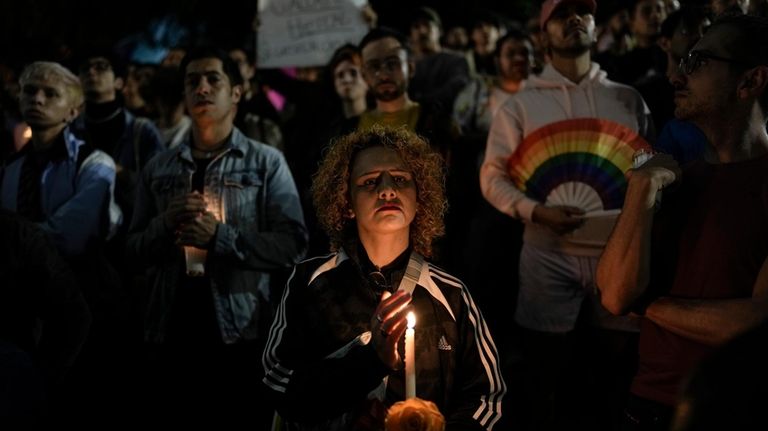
top-left (294, 252), bottom-right (347, 285)
top-left (144, 147), bottom-right (178, 168)
top-left (79, 147), bottom-right (116, 171)
top-left (425, 263), bottom-right (466, 290)
top-left (238, 133), bottom-right (285, 161)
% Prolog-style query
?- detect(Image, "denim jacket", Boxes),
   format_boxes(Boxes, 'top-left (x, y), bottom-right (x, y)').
top-left (0, 127), bottom-right (120, 257)
top-left (127, 127), bottom-right (308, 344)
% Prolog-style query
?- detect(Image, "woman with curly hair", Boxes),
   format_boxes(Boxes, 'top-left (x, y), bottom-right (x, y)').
top-left (262, 126), bottom-right (506, 431)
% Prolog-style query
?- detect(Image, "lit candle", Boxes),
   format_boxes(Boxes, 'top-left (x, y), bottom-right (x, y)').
top-left (405, 311), bottom-right (416, 399)
top-left (183, 197), bottom-right (222, 277)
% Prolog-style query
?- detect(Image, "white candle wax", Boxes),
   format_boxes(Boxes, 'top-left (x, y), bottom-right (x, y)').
top-left (405, 311), bottom-right (416, 398)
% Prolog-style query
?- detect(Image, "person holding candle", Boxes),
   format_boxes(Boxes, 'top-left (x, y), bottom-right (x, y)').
top-left (126, 46), bottom-right (308, 425)
top-left (262, 126), bottom-right (506, 431)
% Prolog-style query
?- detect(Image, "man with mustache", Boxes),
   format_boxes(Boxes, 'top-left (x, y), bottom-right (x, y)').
top-left (481, 0), bottom-right (653, 428)
top-left (127, 46), bottom-right (308, 425)
top-left (598, 13), bottom-right (768, 430)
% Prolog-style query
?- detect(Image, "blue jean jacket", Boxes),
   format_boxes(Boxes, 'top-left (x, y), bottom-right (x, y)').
top-left (127, 127), bottom-right (308, 344)
top-left (0, 127), bottom-right (120, 257)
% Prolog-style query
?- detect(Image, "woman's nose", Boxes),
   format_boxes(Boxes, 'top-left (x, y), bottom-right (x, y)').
top-left (376, 175), bottom-right (397, 199)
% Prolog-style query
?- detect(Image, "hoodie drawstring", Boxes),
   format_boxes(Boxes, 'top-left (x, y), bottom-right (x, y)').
top-left (585, 82), bottom-right (597, 117)
top-left (562, 84), bottom-right (573, 118)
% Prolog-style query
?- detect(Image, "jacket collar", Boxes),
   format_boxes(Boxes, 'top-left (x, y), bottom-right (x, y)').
top-left (177, 126), bottom-right (247, 164)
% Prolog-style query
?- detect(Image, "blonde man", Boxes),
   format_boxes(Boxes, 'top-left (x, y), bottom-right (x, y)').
top-left (1, 61), bottom-right (119, 257)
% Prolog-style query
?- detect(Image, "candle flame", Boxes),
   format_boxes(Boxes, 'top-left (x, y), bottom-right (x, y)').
top-left (407, 311), bottom-right (416, 329)
top-left (22, 126), bottom-right (32, 140)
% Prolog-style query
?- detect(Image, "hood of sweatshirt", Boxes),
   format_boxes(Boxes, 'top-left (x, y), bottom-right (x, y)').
top-left (526, 62), bottom-right (608, 119)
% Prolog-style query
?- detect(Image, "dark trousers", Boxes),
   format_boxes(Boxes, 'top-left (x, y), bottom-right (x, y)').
top-left (519, 324), bottom-right (638, 431)
top-left (141, 338), bottom-right (274, 427)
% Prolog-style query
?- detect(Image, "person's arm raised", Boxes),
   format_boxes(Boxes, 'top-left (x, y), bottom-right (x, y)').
top-left (596, 153), bottom-right (679, 315)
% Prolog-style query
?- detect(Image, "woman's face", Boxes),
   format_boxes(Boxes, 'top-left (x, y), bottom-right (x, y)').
top-left (348, 146), bottom-right (417, 241)
top-left (497, 38), bottom-right (534, 82)
top-left (334, 59), bottom-right (368, 102)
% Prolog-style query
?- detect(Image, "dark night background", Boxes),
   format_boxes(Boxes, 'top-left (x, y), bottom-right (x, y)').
top-left (0, 0), bottom-right (540, 69)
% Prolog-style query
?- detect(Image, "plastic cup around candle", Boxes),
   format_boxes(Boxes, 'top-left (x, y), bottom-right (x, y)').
top-left (184, 246), bottom-right (207, 276)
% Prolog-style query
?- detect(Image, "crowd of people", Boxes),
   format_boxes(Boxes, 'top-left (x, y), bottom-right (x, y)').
top-left (1, 0), bottom-right (767, 430)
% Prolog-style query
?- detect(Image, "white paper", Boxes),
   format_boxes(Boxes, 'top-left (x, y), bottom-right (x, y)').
top-left (258, 0), bottom-right (369, 68)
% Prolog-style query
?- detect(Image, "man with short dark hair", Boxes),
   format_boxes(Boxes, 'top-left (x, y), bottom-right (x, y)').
top-left (127, 46), bottom-right (308, 424)
top-left (653, 6), bottom-right (710, 163)
top-left (598, 14), bottom-right (768, 431)
top-left (406, 8), bottom-right (471, 117)
top-left (355, 27), bottom-right (459, 157)
top-left (709, 0), bottom-right (749, 16)
top-left (77, 51), bottom-right (163, 205)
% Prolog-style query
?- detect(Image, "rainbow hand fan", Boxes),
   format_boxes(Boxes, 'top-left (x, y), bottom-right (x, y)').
top-left (507, 118), bottom-right (651, 212)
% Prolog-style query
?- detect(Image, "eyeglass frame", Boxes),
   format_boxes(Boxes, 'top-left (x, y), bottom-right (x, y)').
top-left (79, 59), bottom-right (113, 74)
top-left (368, 270), bottom-right (390, 292)
top-left (678, 50), bottom-right (754, 75)
top-left (363, 52), bottom-right (408, 76)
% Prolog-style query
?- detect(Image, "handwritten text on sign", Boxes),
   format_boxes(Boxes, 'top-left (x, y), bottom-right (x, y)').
top-left (258, 0), bottom-right (368, 68)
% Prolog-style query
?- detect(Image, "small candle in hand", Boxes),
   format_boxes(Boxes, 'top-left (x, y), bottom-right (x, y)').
top-left (405, 311), bottom-right (416, 399)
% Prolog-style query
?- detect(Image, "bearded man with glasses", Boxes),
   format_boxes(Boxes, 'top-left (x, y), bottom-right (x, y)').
top-left (598, 13), bottom-right (768, 431)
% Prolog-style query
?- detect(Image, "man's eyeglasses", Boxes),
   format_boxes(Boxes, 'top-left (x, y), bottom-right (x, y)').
top-left (79, 60), bottom-right (112, 74)
top-left (364, 57), bottom-right (404, 75)
top-left (678, 50), bottom-right (753, 75)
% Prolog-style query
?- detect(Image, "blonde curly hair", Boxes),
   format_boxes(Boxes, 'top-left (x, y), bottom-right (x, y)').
top-left (312, 126), bottom-right (446, 257)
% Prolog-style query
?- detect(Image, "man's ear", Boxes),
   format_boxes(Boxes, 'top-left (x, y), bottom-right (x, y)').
top-left (739, 66), bottom-right (768, 100)
top-left (65, 104), bottom-right (80, 124)
top-left (113, 76), bottom-right (124, 92)
top-left (231, 84), bottom-right (243, 103)
top-left (407, 59), bottom-right (416, 79)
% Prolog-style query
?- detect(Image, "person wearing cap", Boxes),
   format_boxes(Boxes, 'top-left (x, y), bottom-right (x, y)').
top-left (481, 0), bottom-right (654, 428)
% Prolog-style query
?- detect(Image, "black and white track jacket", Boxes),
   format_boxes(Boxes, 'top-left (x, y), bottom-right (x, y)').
top-left (262, 249), bottom-right (506, 431)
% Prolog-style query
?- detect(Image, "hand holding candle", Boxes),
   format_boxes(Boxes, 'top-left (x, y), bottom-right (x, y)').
top-left (178, 193), bottom-right (222, 275)
top-left (405, 311), bottom-right (416, 399)
top-left (371, 290), bottom-right (412, 370)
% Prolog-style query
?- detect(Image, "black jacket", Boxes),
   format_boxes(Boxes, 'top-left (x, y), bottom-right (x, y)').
top-left (262, 249), bottom-right (506, 430)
